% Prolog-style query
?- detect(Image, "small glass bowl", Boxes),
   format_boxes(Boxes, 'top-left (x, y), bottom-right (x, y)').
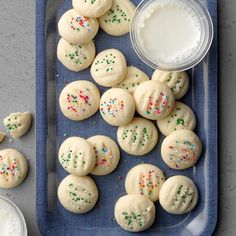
top-left (130, 0), bottom-right (214, 71)
top-left (0, 195), bottom-right (27, 236)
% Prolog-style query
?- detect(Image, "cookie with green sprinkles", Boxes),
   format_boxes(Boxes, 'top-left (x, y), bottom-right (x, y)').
top-left (91, 48), bottom-right (127, 87)
top-left (114, 66), bottom-right (149, 94)
top-left (58, 137), bottom-right (96, 176)
top-left (0, 149), bottom-right (28, 189)
top-left (133, 80), bottom-right (175, 120)
top-left (3, 111), bottom-right (32, 139)
top-left (152, 69), bottom-right (189, 99)
top-left (157, 102), bottom-right (196, 136)
top-left (114, 194), bottom-right (155, 232)
top-left (117, 117), bottom-right (158, 155)
top-left (125, 164), bottom-right (165, 202)
top-left (58, 175), bottom-right (98, 214)
top-left (161, 130), bottom-right (202, 170)
top-left (73, 0), bottom-right (112, 18)
top-left (57, 38), bottom-right (96, 72)
top-left (159, 175), bottom-right (198, 214)
top-left (99, 0), bottom-right (136, 36)
top-left (58, 9), bottom-right (99, 44)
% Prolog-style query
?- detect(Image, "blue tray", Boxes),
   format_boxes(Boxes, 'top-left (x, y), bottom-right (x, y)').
top-left (36, 0), bottom-right (218, 235)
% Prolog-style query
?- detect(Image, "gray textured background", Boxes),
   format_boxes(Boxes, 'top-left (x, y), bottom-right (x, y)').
top-left (0, 0), bottom-right (235, 235)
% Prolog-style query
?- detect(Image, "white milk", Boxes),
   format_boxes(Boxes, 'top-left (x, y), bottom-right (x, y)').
top-left (137, 0), bottom-right (202, 64)
top-left (0, 197), bottom-right (25, 236)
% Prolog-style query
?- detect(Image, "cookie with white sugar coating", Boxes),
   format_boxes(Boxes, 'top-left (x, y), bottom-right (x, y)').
top-left (161, 130), bottom-right (202, 169)
top-left (0, 149), bottom-right (28, 189)
top-left (58, 9), bottom-right (99, 44)
top-left (159, 175), bottom-right (199, 214)
top-left (57, 38), bottom-right (96, 72)
top-left (58, 175), bottom-right (98, 214)
top-left (99, 0), bottom-right (136, 36)
top-left (100, 88), bottom-right (135, 126)
top-left (3, 111), bottom-right (32, 138)
top-left (114, 194), bottom-right (155, 232)
top-left (91, 49), bottom-right (127, 87)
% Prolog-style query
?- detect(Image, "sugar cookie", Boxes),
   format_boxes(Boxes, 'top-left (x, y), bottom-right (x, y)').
top-left (3, 112), bottom-right (32, 139)
top-left (73, 0), bottom-right (112, 18)
top-left (125, 164), bottom-right (165, 202)
top-left (157, 102), bottom-right (196, 136)
top-left (87, 135), bottom-right (120, 175)
top-left (57, 38), bottom-right (96, 72)
top-left (152, 69), bottom-right (189, 99)
top-left (114, 194), bottom-right (155, 232)
top-left (161, 130), bottom-right (202, 169)
top-left (91, 49), bottom-right (127, 87)
top-left (0, 149), bottom-right (28, 189)
top-left (159, 175), bottom-right (198, 214)
top-left (117, 117), bottom-right (158, 155)
top-left (100, 88), bottom-right (135, 126)
top-left (58, 9), bottom-right (99, 44)
top-left (59, 80), bottom-right (100, 121)
top-left (59, 137), bottom-right (96, 176)
top-left (58, 175), bottom-right (98, 214)
top-left (133, 80), bottom-right (175, 120)
top-left (99, 0), bottom-right (135, 36)
top-left (114, 66), bottom-right (149, 94)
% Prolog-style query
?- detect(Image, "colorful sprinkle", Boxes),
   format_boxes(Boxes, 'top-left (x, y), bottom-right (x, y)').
top-left (70, 16), bottom-right (91, 32)
top-left (94, 143), bottom-right (113, 167)
top-left (100, 98), bottom-right (124, 117)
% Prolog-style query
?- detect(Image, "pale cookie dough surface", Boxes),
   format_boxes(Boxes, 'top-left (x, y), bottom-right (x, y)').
top-left (100, 88), bottom-right (135, 126)
top-left (117, 117), bottom-right (158, 155)
top-left (0, 149), bottom-right (28, 189)
top-left (157, 102), bottom-right (196, 136)
top-left (114, 66), bottom-right (149, 95)
top-left (57, 38), bottom-right (96, 72)
top-left (59, 137), bottom-right (96, 176)
top-left (114, 194), bottom-right (155, 232)
top-left (58, 9), bottom-right (99, 44)
top-left (152, 69), bottom-right (189, 99)
top-left (90, 49), bottom-right (127, 87)
top-left (125, 164), bottom-right (165, 202)
top-left (58, 175), bottom-right (98, 214)
top-left (3, 111), bottom-right (32, 139)
top-left (159, 175), bottom-right (198, 214)
top-left (73, 0), bottom-right (112, 18)
top-left (161, 130), bottom-right (202, 170)
top-left (133, 80), bottom-right (175, 120)
top-left (99, 0), bottom-right (135, 36)
top-left (59, 80), bottom-right (100, 121)
top-left (87, 135), bottom-right (120, 175)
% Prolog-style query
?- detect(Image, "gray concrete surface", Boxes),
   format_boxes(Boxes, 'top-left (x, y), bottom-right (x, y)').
top-left (0, 0), bottom-right (235, 235)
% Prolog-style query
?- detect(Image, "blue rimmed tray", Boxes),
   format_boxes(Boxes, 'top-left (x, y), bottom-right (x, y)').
top-left (36, 0), bottom-right (218, 235)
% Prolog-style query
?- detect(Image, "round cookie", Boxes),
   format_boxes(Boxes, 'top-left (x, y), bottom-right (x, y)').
top-left (100, 88), bottom-right (135, 126)
top-left (3, 111), bottom-right (32, 139)
top-left (152, 69), bottom-right (189, 99)
top-left (58, 137), bottom-right (96, 176)
top-left (73, 0), bottom-right (112, 18)
top-left (125, 164), bottom-right (165, 202)
top-left (59, 80), bottom-right (100, 121)
top-left (57, 38), bottom-right (96, 72)
top-left (161, 130), bottom-right (202, 170)
top-left (91, 49), bottom-right (127, 87)
top-left (0, 149), bottom-right (28, 188)
top-left (99, 0), bottom-right (136, 36)
top-left (157, 102), bottom-right (196, 136)
top-left (58, 9), bottom-right (99, 44)
top-left (159, 175), bottom-right (198, 214)
top-left (133, 80), bottom-right (175, 120)
top-left (114, 194), bottom-right (155, 232)
top-left (58, 175), bottom-right (98, 214)
top-left (117, 117), bottom-right (158, 155)
top-left (87, 135), bottom-right (120, 175)
top-left (114, 66), bottom-right (149, 95)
